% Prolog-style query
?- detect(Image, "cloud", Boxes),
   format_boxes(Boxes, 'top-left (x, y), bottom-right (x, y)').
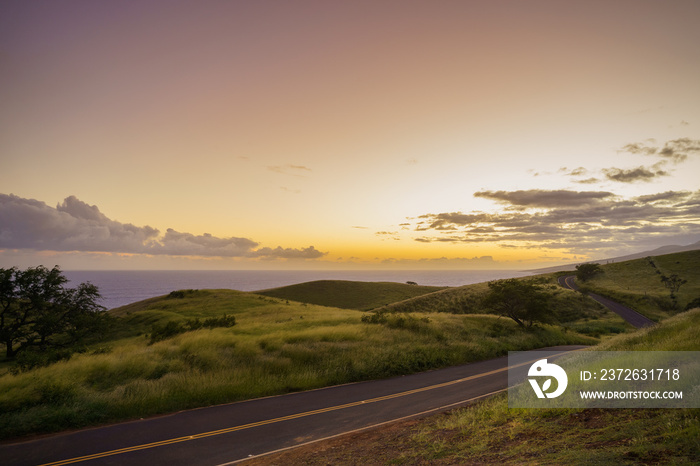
top-left (474, 189), bottom-right (614, 208)
top-left (619, 138), bottom-right (700, 164)
top-left (559, 167), bottom-right (600, 184)
top-left (411, 189), bottom-right (700, 254)
top-left (602, 165), bottom-right (669, 183)
top-left (634, 191), bottom-right (691, 204)
top-left (156, 229), bottom-right (259, 257)
top-left (0, 194), bottom-right (160, 253)
top-left (375, 231), bottom-right (400, 240)
top-left (559, 167), bottom-right (589, 177)
top-left (0, 194), bottom-right (326, 260)
top-left (249, 246), bottom-right (325, 259)
top-left (574, 177), bottom-right (601, 184)
top-left (268, 164), bottom-right (313, 176)
top-left (658, 138), bottom-right (700, 162)
top-left (416, 212), bottom-right (492, 230)
top-left (380, 256), bottom-right (497, 267)
top-left (619, 141), bottom-right (658, 156)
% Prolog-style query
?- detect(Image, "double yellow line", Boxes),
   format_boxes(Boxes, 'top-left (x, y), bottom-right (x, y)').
top-left (40, 351), bottom-right (574, 465)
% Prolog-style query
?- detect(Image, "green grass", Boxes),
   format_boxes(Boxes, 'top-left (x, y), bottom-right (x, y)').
top-left (576, 250), bottom-right (700, 321)
top-left (255, 280), bottom-right (445, 311)
top-left (377, 308), bottom-right (700, 465)
top-left (374, 273), bottom-right (631, 338)
top-left (0, 289), bottom-right (595, 440)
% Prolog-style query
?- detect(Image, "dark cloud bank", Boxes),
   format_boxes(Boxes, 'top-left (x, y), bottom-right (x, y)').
top-left (0, 194), bottom-right (325, 260)
top-left (414, 189), bottom-right (700, 253)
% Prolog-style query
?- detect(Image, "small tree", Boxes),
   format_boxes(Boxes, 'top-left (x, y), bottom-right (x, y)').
top-left (482, 279), bottom-right (554, 328)
top-left (0, 266), bottom-right (107, 359)
top-left (575, 263), bottom-right (603, 282)
top-left (660, 274), bottom-right (687, 299)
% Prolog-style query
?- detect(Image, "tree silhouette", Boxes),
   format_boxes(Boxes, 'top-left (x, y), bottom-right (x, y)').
top-left (0, 266), bottom-right (107, 359)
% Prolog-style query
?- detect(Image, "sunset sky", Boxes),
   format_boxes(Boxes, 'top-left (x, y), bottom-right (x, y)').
top-left (2, 0), bottom-right (700, 270)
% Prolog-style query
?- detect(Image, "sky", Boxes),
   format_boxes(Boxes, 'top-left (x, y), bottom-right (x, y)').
top-left (1, 0), bottom-right (700, 270)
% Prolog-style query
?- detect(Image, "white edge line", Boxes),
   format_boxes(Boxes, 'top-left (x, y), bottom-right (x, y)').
top-left (218, 387), bottom-right (509, 465)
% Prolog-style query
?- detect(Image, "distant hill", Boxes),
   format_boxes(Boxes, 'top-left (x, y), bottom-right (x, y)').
top-left (528, 239), bottom-right (700, 273)
top-left (255, 280), bottom-right (445, 311)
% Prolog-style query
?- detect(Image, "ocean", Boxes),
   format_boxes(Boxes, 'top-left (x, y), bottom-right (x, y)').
top-left (63, 269), bottom-right (533, 310)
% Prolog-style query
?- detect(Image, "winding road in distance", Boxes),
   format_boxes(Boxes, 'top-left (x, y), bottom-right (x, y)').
top-left (1, 346), bottom-right (586, 466)
top-left (558, 275), bottom-right (656, 328)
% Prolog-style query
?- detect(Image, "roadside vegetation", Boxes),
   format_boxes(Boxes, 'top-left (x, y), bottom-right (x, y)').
top-left (247, 308), bottom-right (700, 466)
top-left (382, 308), bottom-right (700, 465)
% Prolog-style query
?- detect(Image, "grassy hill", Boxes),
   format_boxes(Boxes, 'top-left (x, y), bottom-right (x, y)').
top-left (248, 308), bottom-right (700, 465)
top-left (375, 249), bottom-right (700, 329)
top-left (370, 273), bottom-right (630, 338)
top-left (578, 249), bottom-right (700, 322)
top-left (255, 280), bottom-right (445, 311)
top-left (0, 288), bottom-right (593, 439)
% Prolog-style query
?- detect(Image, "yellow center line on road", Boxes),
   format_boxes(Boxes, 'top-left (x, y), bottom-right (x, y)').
top-left (39, 350), bottom-right (580, 466)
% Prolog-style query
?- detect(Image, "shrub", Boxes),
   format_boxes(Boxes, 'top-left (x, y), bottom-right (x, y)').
top-left (361, 312), bottom-right (388, 324)
top-left (575, 263), bottom-right (603, 282)
top-left (149, 314), bottom-right (236, 344)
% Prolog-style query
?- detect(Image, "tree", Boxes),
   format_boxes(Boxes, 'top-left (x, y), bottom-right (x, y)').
top-left (482, 279), bottom-right (554, 328)
top-left (0, 266), bottom-right (107, 359)
top-left (575, 263), bottom-right (603, 282)
top-left (660, 274), bottom-right (687, 299)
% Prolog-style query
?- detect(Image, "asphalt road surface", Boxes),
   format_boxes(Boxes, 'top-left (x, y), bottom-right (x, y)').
top-left (558, 275), bottom-right (656, 328)
top-left (1, 346), bottom-right (586, 466)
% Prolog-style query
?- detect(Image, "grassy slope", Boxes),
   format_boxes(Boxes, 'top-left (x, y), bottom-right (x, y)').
top-left (375, 272), bottom-right (631, 338)
top-left (255, 280), bottom-right (445, 311)
top-left (0, 289), bottom-right (594, 440)
top-left (375, 249), bottom-right (699, 324)
top-left (579, 249), bottom-right (700, 321)
top-left (248, 309), bottom-right (700, 466)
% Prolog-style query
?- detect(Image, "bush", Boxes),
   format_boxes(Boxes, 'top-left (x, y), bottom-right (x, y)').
top-left (149, 314), bottom-right (236, 344)
top-left (575, 263), bottom-right (603, 282)
top-left (167, 290), bottom-right (198, 299)
top-left (361, 312), bottom-right (388, 324)
top-left (685, 297), bottom-right (700, 311)
top-left (11, 347), bottom-right (76, 373)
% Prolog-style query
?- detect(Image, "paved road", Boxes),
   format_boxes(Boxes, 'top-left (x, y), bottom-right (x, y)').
top-left (558, 275), bottom-right (656, 328)
top-left (1, 346), bottom-right (586, 466)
